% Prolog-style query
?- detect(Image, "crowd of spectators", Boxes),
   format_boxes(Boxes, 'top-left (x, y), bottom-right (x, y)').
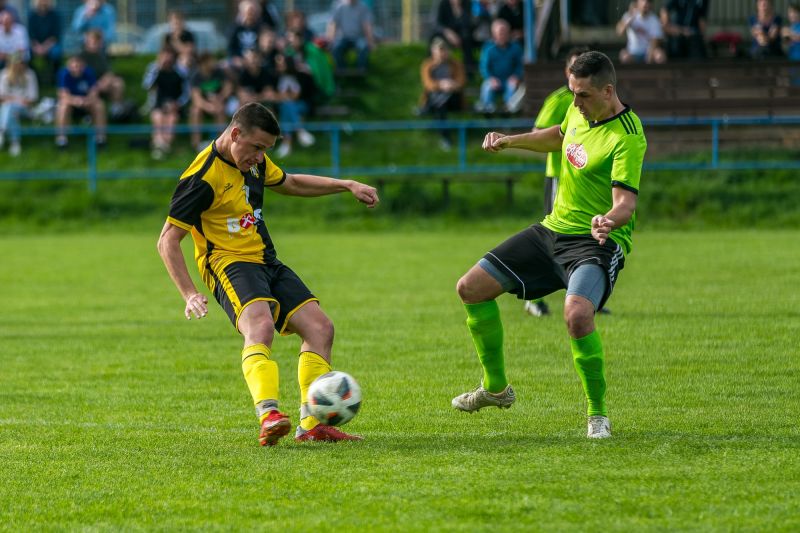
top-left (0, 0), bottom-right (374, 159)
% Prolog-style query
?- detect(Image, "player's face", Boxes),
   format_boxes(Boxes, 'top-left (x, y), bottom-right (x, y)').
top-left (568, 74), bottom-right (611, 122)
top-left (230, 126), bottom-right (277, 171)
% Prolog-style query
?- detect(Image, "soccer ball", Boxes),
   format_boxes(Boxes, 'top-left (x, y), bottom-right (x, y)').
top-left (307, 371), bottom-right (362, 426)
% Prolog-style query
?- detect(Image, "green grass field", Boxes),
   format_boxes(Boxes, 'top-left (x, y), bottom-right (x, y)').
top-left (1, 227), bottom-right (799, 531)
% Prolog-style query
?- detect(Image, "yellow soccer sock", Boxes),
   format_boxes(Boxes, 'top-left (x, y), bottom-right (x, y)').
top-left (298, 351), bottom-right (331, 430)
top-left (241, 343), bottom-right (280, 423)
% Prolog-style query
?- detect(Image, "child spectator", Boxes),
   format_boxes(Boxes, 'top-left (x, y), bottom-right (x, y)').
top-left (236, 48), bottom-right (277, 107)
top-left (189, 52), bottom-right (233, 150)
top-left (616, 0), bottom-right (666, 64)
top-left (80, 29), bottom-right (126, 120)
top-left (285, 29), bottom-right (334, 108)
top-left (0, 54), bottom-right (38, 156)
top-left (143, 46), bottom-right (189, 159)
top-left (55, 55), bottom-right (106, 148)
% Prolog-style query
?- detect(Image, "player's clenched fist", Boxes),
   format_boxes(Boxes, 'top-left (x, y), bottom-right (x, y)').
top-left (482, 132), bottom-right (508, 153)
top-left (591, 215), bottom-right (615, 246)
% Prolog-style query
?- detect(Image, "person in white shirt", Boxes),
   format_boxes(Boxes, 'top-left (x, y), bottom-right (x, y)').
top-left (0, 11), bottom-right (29, 69)
top-left (0, 54), bottom-right (38, 156)
top-left (616, 0), bottom-right (666, 64)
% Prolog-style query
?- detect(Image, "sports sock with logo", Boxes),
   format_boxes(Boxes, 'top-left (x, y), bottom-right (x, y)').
top-left (570, 330), bottom-right (607, 417)
top-left (465, 300), bottom-right (508, 393)
top-left (241, 343), bottom-right (280, 423)
top-left (298, 351), bottom-right (331, 430)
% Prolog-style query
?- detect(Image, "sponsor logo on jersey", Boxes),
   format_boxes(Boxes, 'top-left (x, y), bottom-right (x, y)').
top-left (569, 128), bottom-right (577, 137)
top-left (566, 143), bottom-right (588, 169)
top-left (226, 211), bottom-right (260, 233)
top-left (240, 213), bottom-right (256, 229)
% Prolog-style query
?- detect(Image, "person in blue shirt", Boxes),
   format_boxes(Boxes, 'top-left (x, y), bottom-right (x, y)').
top-left (71, 0), bottom-right (116, 45)
top-left (55, 55), bottom-right (106, 148)
top-left (783, 2), bottom-right (800, 60)
top-left (476, 18), bottom-right (523, 113)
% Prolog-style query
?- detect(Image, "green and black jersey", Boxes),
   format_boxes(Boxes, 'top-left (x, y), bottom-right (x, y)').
top-left (542, 104), bottom-right (647, 254)
top-left (534, 85), bottom-right (573, 178)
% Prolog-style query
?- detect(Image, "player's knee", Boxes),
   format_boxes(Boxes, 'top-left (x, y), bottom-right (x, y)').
top-left (456, 275), bottom-right (475, 303)
top-left (564, 299), bottom-right (594, 338)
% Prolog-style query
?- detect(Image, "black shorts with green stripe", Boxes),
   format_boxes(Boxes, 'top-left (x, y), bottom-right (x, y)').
top-left (481, 223), bottom-right (625, 309)
top-left (209, 260), bottom-right (317, 334)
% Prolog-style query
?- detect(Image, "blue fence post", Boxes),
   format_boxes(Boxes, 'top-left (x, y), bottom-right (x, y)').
top-left (711, 119), bottom-right (719, 169)
top-left (86, 127), bottom-right (98, 193)
top-left (331, 127), bottom-right (341, 179)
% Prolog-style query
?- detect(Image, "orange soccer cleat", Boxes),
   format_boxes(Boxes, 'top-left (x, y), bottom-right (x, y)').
top-left (258, 410), bottom-right (291, 446)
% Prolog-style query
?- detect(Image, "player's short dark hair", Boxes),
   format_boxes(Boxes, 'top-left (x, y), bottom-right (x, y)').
top-left (231, 102), bottom-right (281, 137)
top-left (565, 46), bottom-right (590, 66)
top-left (569, 50), bottom-right (617, 88)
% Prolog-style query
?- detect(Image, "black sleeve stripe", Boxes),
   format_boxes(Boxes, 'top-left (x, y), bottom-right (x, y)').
top-left (266, 171), bottom-right (287, 187)
top-left (612, 180), bottom-right (639, 194)
top-left (168, 153), bottom-right (217, 227)
top-left (619, 113), bottom-right (637, 135)
top-left (618, 114), bottom-right (632, 135)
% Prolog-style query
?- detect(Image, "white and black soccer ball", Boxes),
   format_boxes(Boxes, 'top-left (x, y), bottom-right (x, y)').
top-left (307, 371), bottom-right (362, 426)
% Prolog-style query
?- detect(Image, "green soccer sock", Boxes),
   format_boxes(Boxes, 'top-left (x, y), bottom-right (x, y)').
top-left (465, 300), bottom-right (508, 393)
top-left (570, 330), bottom-right (607, 417)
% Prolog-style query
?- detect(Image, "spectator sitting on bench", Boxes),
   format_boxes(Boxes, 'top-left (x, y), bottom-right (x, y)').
top-left (750, 0), bottom-right (784, 59)
top-left (28, 0), bottom-right (62, 86)
top-left (476, 18), bottom-right (523, 114)
top-left (660, 0), bottom-right (708, 60)
top-left (0, 54), bottom-right (38, 157)
top-left (143, 46), bottom-right (189, 159)
top-left (79, 29), bottom-right (126, 120)
top-left (418, 37), bottom-right (465, 151)
top-left (55, 54), bottom-right (106, 148)
top-left (164, 10), bottom-right (196, 75)
top-left (189, 52), bottom-right (233, 150)
top-left (0, 11), bottom-right (28, 70)
top-left (327, 0), bottom-right (375, 74)
top-left (617, 0), bottom-right (666, 64)
top-left (783, 2), bottom-right (800, 60)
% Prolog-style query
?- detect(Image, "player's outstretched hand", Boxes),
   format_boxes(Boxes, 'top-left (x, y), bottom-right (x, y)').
top-left (482, 132), bottom-right (508, 153)
top-left (591, 215), bottom-right (615, 246)
top-left (185, 292), bottom-right (208, 320)
top-left (351, 182), bottom-right (380, 208)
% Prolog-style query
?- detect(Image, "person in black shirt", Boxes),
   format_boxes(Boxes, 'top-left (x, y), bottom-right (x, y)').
top-left (144, 46), bottom-right (188, 158)
top-left (28, 0), bottom-right (62, 85)
top-left (164, 10), bottom-right (196, 74)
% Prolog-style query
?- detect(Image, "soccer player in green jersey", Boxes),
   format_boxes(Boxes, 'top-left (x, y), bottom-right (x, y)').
top-left (452, 51), bottom-right (646, 438)
top-left (158, 103), bottom-right (379, 446)
top-left (524, 46), bottom-right (587, 318)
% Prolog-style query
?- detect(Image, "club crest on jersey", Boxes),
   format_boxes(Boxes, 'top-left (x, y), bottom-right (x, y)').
top-left (570, 128), bottom-right (577, 137)
top-left (249, 165), bottom-right (260, 178)
top-left (566, 143), bottom-right (588, 169)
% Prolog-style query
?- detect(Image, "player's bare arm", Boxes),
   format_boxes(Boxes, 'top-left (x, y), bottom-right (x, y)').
top-left (157, 221), bottom-right (208, 319)
top-left (482, 125), bottom-right (563, 154)
top-left (591, 187), bottom-right (638, 245)
top-left (273, 173), bottom-right (380, 208)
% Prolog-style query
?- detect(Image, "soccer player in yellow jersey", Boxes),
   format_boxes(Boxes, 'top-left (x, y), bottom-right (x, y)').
top-left (157, 103), bottom-right (379, 446)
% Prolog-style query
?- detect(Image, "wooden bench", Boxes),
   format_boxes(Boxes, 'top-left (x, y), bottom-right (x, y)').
top-left (524, 59), bottom-right (800, 118)
top-left (374, 174), bottom-right (522, 207)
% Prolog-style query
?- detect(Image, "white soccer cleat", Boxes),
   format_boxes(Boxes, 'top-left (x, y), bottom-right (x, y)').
top-left (452, 384), bottom-right (516, 412)
top-left (587, 415), bottom-right (612, 439)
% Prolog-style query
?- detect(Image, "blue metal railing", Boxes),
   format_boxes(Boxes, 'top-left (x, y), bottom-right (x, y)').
top-left (2, 115), bottom-right (800, 192)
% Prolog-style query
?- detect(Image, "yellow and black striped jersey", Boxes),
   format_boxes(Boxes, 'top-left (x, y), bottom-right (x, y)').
top-left (167, 142), bottom-right (286, 281)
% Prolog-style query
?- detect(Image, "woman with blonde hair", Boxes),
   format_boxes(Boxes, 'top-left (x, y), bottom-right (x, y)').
top-left (0, 54), bottom-right (38, 156)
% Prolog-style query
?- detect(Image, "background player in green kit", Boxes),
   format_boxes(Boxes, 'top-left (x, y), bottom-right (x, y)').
top-left (452, 51), bottom-right (646, 438)
top-left (524, 46), bottom-right (588, 318)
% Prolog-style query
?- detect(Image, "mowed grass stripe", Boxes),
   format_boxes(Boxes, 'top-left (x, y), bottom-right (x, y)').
top-left (0, 230), bottom-right (798, 531)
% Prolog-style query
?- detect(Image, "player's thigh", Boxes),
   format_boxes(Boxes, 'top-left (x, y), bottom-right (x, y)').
top-left (209, 261), bottom-right (277, 332)
top-left (238, 300), bottom-right (276, 340)
top-left (480, 224), bottom-right (567, 302)
top-left (268, 263), bottom-right (319, 336)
